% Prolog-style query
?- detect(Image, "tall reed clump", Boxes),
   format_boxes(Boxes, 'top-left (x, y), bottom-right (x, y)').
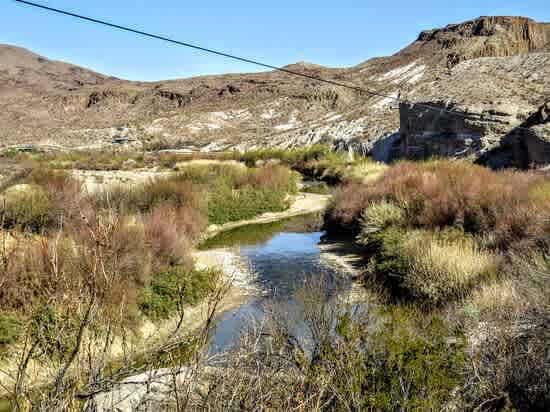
top-left (402, 230), bottom-right (496, 304)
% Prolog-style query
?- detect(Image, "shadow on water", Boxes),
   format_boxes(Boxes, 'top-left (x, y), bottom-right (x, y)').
top-left (205, 213), bottom-right (360, 354)
top-left (199, 213), bottom-right (324, 250)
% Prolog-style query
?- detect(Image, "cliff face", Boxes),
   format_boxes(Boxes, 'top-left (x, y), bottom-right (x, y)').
top-left (482, 100), bottom-right (550, 168)
top-left (398, 102), bottom-right (485, 161)
top-left (415, 16), bottom-right (550, 62)
top-left (398, 99), bottom-right (550, 167)
top-left (395, 47), bottom-right (550, 167)
top-left (387, 16), bottom-right (550, 168)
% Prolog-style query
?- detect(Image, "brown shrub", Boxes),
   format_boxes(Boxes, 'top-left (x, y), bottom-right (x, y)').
top-left (0, 235), bottom-right (79, 312)
top-left (0, 213), bottom-right (153, 321)
top-left (139, 178), bottom-right (197, 210)
top-left (144, 204), bottom-right (204, 270)
top-left (328, 160), bottom-right (550, 246)
top-left (248, 164), bottom-right (295, 191)
top-left (0, 169), bottom-right (86, 232)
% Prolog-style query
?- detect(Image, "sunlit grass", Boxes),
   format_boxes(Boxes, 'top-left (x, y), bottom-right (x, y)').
top-left (404, 231), bottom-right (497, 304)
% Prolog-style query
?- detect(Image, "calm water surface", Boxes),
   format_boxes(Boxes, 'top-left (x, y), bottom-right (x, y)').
top-left (206, 215), bottom-right (354, 353)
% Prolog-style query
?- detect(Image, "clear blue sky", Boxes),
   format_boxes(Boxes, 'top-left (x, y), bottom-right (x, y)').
top-left (3, 0), bottom-right (549, 81)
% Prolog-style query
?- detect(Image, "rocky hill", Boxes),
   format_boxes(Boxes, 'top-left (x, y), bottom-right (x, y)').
top-left (1, 16), bottom-right (549, 167)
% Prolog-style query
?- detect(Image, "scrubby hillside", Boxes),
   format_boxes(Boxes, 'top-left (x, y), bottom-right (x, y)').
top-left (0, 16), bottom-right (549, 167)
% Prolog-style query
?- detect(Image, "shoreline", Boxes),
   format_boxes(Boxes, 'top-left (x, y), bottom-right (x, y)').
top-left (202, 192), bottom-right (331, 240)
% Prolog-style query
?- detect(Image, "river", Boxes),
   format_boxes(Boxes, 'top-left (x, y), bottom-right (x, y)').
top-left (201, 213), bottom-right (361, 354)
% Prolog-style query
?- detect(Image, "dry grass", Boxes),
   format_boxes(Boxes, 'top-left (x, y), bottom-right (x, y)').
top-left (468, 280), bottom-right (522, 321)
top-left (403, 230), bottom-right (497, 304)
top-left (345, 159), bottom-right (388, 183)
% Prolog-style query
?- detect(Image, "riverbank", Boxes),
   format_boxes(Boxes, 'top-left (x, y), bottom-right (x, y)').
top-left (86, 212), bottom-right (367, 411)
top-left (203, 192), bottom-right (330, 240)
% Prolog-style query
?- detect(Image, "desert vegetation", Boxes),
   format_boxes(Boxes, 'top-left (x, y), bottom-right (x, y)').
top-left (326, 159), bottom-right (550, 410)
top-left (0, 149), bottom-right (548, 411)
top-left (0, 153), bottom-right (302, 411)
top-left (2, 144), bottom-right (385, 185)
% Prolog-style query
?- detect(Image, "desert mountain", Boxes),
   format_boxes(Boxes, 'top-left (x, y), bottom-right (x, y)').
top-left (1, 16), bottom-right (549, 167)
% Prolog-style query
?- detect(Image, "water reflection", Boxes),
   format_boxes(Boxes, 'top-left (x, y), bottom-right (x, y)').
top-left (208, 215), bottom-right (353, 354)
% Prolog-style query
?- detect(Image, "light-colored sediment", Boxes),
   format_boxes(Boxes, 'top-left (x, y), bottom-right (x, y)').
top-left (72, 169), bottom-right (171, 193)
top-left (71, 159), bottom-right (247, 193)
top-left (193, 248), bottom-right (256, 294)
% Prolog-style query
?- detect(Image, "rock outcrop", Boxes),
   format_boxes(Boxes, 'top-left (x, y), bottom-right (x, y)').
top-left (395, 48), bottom-right (550, 167)
top-left (479, 100), bottom-right (550, 168)
top-left (415, 16), bottom-right (550, 64)
top-left (398, 102), bottom-right (486, 161)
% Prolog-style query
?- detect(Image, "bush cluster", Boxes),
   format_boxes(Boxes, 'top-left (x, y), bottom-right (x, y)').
top-left (139, 267), bottom-right (221, 320)
top-left (328, 160), bottom-right (550, 245)
top-left (326, 159), bottom-right (550, 410)
top-left (0, 161), bottom-right (298, 355)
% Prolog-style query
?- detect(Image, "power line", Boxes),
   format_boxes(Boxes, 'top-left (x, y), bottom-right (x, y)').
top-left (12, 0), bottom-right (550, 134)
top-left (13, 0), bottom-right (386, 99)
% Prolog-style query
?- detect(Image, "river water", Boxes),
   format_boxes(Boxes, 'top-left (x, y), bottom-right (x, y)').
top-left (202, 214), bottom-right (359, 354)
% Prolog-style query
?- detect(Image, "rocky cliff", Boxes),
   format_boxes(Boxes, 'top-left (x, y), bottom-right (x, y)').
top-left (0, 16), bottom-right (549, 167)
top-left (415, 16), bottom-right (550, 63)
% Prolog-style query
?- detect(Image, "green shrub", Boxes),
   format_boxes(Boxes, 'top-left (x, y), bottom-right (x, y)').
top-left (30, 306), bottom-right (79, 359)
top-left (313, 307), bottom-right (468, 411)
top-left (202, 164), bottom-right (297, 225)
top-left (139, 267), bottom-right (220, 319)
top-left (0, 313), bottom-right (22, 348)
top-left (364, 226), bottom-right (410, 284)
top-left (358, 201), bottom-right (404, 239)
top-left (207, 185), bottom-right (289, 225)
top-left (0, 185), bottom-right (52, 231)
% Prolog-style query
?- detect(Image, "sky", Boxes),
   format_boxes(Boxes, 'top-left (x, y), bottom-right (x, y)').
top-left (2, 0), bottom-right (550, 81)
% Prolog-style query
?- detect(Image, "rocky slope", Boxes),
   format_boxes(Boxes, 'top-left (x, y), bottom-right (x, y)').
top-left (1, 16), bottom-right (549, 167)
